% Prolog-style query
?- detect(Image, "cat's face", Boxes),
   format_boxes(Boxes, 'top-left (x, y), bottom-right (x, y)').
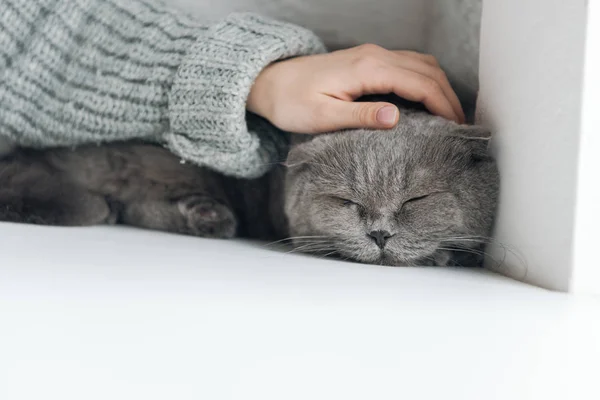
top-left (283, 112), bottom-right (499, 266)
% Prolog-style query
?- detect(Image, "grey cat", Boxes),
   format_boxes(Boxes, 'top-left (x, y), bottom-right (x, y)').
top-left (0, 110), bottom-right (499, 267)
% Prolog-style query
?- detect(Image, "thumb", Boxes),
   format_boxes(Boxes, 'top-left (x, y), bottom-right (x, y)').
top-left (318, 100), bottom-right (399, 131)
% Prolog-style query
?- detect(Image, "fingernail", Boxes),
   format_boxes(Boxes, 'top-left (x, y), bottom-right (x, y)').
top-left (376, 106), bottom-right (398, 126)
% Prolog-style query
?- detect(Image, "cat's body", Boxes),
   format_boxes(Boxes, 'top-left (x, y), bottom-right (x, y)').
top-left (0, 143), bottom-right (285, 239)
top-left (0, 110), bottom-right (499, 267)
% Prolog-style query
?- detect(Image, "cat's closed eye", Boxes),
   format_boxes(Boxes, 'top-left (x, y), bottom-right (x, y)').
top-left (397, 192), bottom-right (447, 218)
top-left (330, 196), bottom-right (359, 208)
top-left (402, 191), bottom-right (450, 206)
top-left (404, 194), bottom-right (431, 204)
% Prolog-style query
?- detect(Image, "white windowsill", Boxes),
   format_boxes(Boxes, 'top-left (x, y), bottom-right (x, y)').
top-left (1, 223), bottom-right (599, 400)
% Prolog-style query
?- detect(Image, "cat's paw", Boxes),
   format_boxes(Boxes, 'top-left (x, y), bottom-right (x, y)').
top-left (178, 195), bottom-right (237, 238)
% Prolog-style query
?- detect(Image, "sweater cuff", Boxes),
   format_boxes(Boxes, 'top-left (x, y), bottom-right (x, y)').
top-left (166, 13), bottom-right (326, 178)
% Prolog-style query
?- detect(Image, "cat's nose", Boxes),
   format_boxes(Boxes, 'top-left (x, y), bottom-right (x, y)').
top-left (368, 230), bottom-right (393, 249)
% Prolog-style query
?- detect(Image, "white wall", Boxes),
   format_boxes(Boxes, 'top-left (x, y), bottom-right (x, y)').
top-left (426, 0), bottom-right (482, 115)
top-left (170, 0), bottom-right (429, 51)
top-left (572, 0), bottom-right (600, 295)
top-left (478, 0), bottom-right (588, 291)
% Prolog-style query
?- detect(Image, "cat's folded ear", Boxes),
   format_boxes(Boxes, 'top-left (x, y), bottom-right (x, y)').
top-left (448, 124), bottom-right (493, 162)
top-left (449, 124), bottom-right (492, 140)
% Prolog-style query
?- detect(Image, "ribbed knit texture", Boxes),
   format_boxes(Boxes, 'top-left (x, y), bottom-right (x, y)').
top-left (0, 0), bottom-right (326, 177)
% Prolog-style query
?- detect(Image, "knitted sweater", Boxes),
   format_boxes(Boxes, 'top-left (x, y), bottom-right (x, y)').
top-left (0, 0), bottom-right (326, 177)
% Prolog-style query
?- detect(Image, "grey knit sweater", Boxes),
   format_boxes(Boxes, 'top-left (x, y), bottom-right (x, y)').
top-left (0, 0), bottom-right (326, 177)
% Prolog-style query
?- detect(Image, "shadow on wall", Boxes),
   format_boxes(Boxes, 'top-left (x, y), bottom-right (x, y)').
top-left (169, 0), bottom-right (482, 118)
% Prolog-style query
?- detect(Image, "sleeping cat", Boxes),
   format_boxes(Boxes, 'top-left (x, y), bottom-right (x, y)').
top-left (0, 110), bottom-right (499, 266)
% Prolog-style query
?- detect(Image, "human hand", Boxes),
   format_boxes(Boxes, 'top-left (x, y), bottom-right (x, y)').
top-left (247, 44), bottom-right (465, 133)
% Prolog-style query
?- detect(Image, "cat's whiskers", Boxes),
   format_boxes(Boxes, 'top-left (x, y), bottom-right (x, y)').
top-left (290, 237), bottom-right (357, 258)
top-left (280, 239), bottom-right (333, 250)
top-left (442, 234), bottom-right (520, 251)
top-left (321, 250), bottom-right (339, 258)
top-left (291, 245), bottom-right (336, 254)
top-left (439, 235), bottom-right (528, 278)
top-left (437, 246), bottom-right (488, 257)
top-left (288, 241), bottom-right (337, 254)
top-left (415, 254), bottom-right (439, 267)
top-left (437, 245), bottom-right (506, 270)
top-left (267, 235), bottom-right (357, 260)
top-left (264, 235), bottom-right (331, 247)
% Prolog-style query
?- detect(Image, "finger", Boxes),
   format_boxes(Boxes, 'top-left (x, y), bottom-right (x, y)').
top-left (357, 49), bottom-right (463, 122)
top-left (392, 50), bottom-right (439, 67)
top-left (314, 99), bottom-right (399, 131)
top-left (374, 67), bottom-right (460, 123)
top-left (388, 55), bottom-right (465, 122)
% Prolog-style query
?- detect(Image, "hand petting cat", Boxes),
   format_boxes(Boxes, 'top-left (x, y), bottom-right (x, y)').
top-left (247, 44), bottom-right (466, 133)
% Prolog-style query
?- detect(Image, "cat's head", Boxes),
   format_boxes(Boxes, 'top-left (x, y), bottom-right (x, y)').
top-left (283, 111), bottom-right (499, 266)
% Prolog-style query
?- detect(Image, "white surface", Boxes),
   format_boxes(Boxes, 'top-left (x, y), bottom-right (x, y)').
top-left (477, 0), bottom-right (588, 291)
top-left (1, 223), bottom-right (599, 400)
top-left (572, 0), bottom-right (600, 295)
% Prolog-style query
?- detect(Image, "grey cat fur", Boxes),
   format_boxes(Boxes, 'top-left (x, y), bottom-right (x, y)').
top-left (0, 111), bottom-right (499, 267)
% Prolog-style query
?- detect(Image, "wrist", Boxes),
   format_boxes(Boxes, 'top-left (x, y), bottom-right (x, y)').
top-left (247, 62), bottom-right (278, 121)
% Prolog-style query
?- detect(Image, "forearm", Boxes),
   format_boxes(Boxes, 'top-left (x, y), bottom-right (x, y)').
top-left (166, 12), bottom-right (326, 177)
top-left (0, 0), bottom-right (325, 177)
top-left (0, 0), bottom-right (194, 144)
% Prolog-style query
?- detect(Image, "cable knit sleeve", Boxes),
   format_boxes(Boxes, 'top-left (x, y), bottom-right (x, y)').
top-left (0, 0), bottom-right (326, 178)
